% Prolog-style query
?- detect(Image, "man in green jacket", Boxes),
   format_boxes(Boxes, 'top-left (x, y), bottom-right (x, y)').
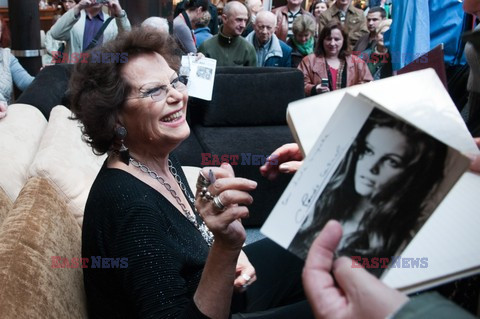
top-left (198, 1), bottom-right (256, 66)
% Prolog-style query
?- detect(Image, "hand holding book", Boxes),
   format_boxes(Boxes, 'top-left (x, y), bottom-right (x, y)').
top-left (303, 220), bottom-right (409, 319)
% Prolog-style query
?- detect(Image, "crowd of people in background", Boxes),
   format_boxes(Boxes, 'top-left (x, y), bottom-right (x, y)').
top-left (28, 0), bottom-right (468, 101)
top-left (0, 0), bottom-right (472, 112)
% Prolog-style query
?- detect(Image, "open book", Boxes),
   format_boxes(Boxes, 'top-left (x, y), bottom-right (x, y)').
top-left (261, 69), bottom-right (479, 294)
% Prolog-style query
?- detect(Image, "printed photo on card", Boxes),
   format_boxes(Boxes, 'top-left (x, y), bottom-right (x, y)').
top-left (180, 55), bottom-right (216, 101)
top-left (261, 94), bottom-right (470, 278)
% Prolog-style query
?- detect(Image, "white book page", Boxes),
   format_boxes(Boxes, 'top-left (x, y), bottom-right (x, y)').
top-left (261, 94), bottom-right (373, 248)
top-left (285, 68), bottom-right (480, 292)
top-left (382, 171), bottom-right (480, 291)
top-left (180, 56), bottom-right (216, 101)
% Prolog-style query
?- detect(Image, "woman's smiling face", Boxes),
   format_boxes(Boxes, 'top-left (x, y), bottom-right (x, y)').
top-left (354, 126), bottom-right (408, 198)
top-left (120, 52), bottom-right (190, 152)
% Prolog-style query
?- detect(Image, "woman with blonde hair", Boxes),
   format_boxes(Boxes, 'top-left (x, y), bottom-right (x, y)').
top-left (287, 14), bottom-right (316, 68)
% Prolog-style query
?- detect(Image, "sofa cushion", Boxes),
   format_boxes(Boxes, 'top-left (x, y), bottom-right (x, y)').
top-left (189, 67), bottom-right (305, 127)
top-left (0, 189), bottom-right (12, 227)
top-left (0, 177), bottom-right (87, 318)
top-left (28, 105), bottom-right (106, 226)
top-left (16, 64), bottom-right (73, 120)
top-left (0, 104), bottom-right (47, 204)
top-left (193, 125), bottom-right (294, 226)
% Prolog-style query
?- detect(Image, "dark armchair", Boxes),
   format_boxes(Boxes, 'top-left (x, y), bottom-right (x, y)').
top-left (175, 67), bottom-right (305, 226)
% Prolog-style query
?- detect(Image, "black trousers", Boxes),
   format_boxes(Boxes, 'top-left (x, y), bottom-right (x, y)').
top-left (467, 91), bottom-right (480, 136)
top-left (231, 238), bottom-right (314, 319)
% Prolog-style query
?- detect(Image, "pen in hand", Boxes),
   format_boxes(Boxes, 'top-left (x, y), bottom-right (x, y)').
top-left (209, 169), bottom-right (216, 184)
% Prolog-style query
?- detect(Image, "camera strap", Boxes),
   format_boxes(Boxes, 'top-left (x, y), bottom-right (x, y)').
top-left (83, 16), bottom-right (114, 52)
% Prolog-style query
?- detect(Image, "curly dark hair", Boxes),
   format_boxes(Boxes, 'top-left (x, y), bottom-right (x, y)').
top-left (69, 27), bottom-right (181, 155)
top-left (315, 21), bottom-right (351, 59)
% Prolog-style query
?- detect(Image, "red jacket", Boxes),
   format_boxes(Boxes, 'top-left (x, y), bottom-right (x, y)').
top-left (298, 54), bottom-right (373, 96)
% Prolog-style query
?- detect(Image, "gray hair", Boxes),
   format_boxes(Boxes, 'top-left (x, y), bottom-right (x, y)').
top-left (141, 17), bottom-right (169, 34)
top-left (292, 14), bottom-right (316, 35)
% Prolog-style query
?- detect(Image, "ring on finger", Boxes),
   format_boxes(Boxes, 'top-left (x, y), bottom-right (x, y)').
top-left (213, 195), bottom-right (226, 211)
top-left (241, 273), bottom-right (251, 283)
top-left (200, 187), bottom-right (214, 201)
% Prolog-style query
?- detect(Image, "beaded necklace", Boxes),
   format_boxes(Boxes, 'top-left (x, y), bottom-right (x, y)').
top-left (130, 157), bottom-right (214, 246)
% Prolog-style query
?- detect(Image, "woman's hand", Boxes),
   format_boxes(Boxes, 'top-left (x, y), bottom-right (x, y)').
top-left (316, 84), bottom-right (330, 94)
top-left (0, 101), bottom-right (7, 119)
top-left (234, 250), bottom-right (256, 292)
top-left (469, 138), bottom-right (480, 173)
top-left (195, 163), bottom-right (257, 250)
top-left (188, 52), bottom-right (205, 61)
top-left (302, 220), bottom-right (409, 319)
top-left (193, 164), bottom-right (257, 318)
top-left (260, 143), bottom-right (304, 180)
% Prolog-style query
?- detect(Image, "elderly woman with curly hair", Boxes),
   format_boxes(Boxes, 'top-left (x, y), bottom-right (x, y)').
top-left (298, 21), bottom-right (372, 96)
top-left (71, 28), bottom-right (313, 318)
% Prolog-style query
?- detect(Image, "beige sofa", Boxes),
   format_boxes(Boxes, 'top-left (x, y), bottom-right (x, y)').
top-left (0, 104), bottom-right (199, 318)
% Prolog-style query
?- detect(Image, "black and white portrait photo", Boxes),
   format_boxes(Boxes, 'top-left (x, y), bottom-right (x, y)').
top-left (196, 66), bottom-right (213, 80)
top-left (287, 108), bottom-right (459, 273)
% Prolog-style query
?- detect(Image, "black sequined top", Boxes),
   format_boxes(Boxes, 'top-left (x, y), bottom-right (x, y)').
top-left (82, 156), bottom-right (210, 318)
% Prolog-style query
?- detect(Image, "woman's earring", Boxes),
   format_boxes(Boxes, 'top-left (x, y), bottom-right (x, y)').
top-left (116, 126), bottom-right (130, 165)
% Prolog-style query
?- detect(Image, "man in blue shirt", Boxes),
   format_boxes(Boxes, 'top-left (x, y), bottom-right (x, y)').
top-left (245, 11), bottom-right (292, 67)
top-left (50, 0), bottom-right (131, 59)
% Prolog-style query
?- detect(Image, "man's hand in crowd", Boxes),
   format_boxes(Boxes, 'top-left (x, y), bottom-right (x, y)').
top-left (259, 143), bottom-right (304, 180)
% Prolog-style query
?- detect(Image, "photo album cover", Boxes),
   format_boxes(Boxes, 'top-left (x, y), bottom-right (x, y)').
top-left (261, 74), bottom-right (477, 293)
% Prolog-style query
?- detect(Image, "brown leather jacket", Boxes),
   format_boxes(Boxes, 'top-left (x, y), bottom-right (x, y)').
top-left (272, 5), bottom-right (311, 42)
top-left (297, 54), bottom-right (373, 96)
top-left (318, 4), bottom-right (368, 48)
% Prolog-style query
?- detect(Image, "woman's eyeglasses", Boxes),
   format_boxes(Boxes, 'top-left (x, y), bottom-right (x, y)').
top-left (127, 76), bottom-right (188, 102)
